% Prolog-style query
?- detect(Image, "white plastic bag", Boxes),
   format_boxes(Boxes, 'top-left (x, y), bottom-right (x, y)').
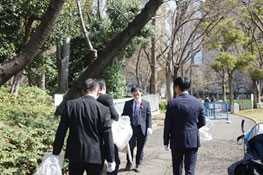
top-left (111, 115), bottom-right (133, 151)
top-left (34, 152), bottom-right (64, 175)
top-left (200, 118), bottom-right (214, 141)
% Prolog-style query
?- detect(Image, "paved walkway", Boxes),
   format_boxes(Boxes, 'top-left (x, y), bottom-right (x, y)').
top-left (117, 114), bottom-right (255, 175)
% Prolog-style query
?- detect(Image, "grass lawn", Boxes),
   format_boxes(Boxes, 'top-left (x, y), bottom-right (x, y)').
top-left (238, 108), bottom-right (263, 123)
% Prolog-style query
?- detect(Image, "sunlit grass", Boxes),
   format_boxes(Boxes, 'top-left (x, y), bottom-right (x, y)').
top-left (238, 108), bottom-right (263, 123)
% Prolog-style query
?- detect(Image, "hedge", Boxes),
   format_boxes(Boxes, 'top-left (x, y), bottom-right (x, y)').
top-left (0, 86), bottom-right (61, 174)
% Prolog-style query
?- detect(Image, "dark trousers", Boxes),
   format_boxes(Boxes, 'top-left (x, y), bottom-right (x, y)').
top-left (107, 145), bottom-right (120, 175)
top-left (127, 125), bottom-right (147, 165)
top-left (69, 161), bottom-right (103, 175)
top-left (171, 147), bottom-right (198, 175)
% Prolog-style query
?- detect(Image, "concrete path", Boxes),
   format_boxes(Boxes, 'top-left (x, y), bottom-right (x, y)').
top-left (117, 114), bottom-right (255, 175)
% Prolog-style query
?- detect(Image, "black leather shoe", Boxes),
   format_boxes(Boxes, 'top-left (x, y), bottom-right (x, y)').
top-left (126, 162), bottom-right (132, 171)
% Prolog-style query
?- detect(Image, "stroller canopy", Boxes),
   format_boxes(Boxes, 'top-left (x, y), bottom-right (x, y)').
top-left (228, 123), bottom-right (263, 175)
top-left (245, 123), bottom-right (263, 160)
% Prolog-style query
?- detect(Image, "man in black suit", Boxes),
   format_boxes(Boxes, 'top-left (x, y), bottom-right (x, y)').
top-left (122, 85), bottom-right (152, 173)
top-left (163, 77), bottom-right (206, 175)
top-left (53, 78), bottom-right (115, 175)
top-left (97, 78), bottom-right (119, 121)
top-left (97, 78), bottom-right (120, 175)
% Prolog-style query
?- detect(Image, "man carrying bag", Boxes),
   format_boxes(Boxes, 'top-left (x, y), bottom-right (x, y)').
top-left (52, 78), bottom-right (115, 175)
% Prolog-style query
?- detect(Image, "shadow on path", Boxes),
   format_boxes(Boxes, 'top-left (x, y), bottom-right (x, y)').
top-left (117, 114), bottom-right (255, 175)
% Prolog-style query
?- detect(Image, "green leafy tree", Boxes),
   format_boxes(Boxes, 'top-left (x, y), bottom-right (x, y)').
top-left (207, 18), bottom-right (251, 104)
top-left (0, 0), bottom-right (65, 94)
top-left (0, 0), bottom-right (50, 94)
top-left (0, 0), bottom-right (84, 94)
top-left (0, 1), bottom-right (49, 62)
top-left (211, 51), bottom-right (255, 105)
top-left (27, 0), bottom-right (82, 93)
top-left (249, 69), bottom-right (263, 106)
top-left (239, 0), bottom-right (263, 107)
top-left (102, 60), bottom-right (127, 98)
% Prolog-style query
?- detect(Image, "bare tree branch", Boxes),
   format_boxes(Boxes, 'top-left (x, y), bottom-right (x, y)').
top-left (76, 0), bottom-right (97, 61)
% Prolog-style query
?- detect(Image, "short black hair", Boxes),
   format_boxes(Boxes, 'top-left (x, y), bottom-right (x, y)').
top-left (131, 85), bottom-right (142, 93)
top-left (97, 78), bottom-right (106, 91)
top-left (173, 77), bottom-right (191, 91)
top-left (82, 78), bottom-right (99, 93)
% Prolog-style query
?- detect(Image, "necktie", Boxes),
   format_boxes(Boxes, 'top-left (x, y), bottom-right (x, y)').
top-left (133, 100), bottom-right (140, 126)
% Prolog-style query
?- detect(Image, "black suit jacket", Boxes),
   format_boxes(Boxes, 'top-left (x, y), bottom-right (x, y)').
top-left (163, 93), bottom-right (206, 149)
top-left (98, 93), bottom-right (119, 121)
top-left (53, 95), bottom-right (115, 164)
top-left (122, 99), bottom-right (152, 136)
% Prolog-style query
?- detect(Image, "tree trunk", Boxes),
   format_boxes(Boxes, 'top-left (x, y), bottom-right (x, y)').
top-left (10, 71), bottom-right (23, 96)
top-left (55, 0), bottom-right (165, 115)
top-left (166, 51), bottom-right (173, 101)
top-left (57, 37), bottom-right (70, 94)
top-left (181, 66), bottom-right (184, 76)
top-left (222, 82), bottom-right (227, 101)
top-left (0, 0), bottom-right (65, 86)
top-left (173, 65), bottom-right (179, 98)
top-left (228, 72), bottom-right (234, 110)
top-left (97, 0), bottom-right (101, 20)
top-left (150, 18), bottom-right (157, 94)
top-left (10, 16), bottom-right (36, 95)
top-left (39, 72), bottom-right (45, 89)
top-left (135, 47), bottom-right (142, 87)
top-left (166, 68), bottom-right (173, 101)
top-left (27, 73), bottom-right (33, 86)
top-left (222, 70), bottom-right (227, 101)
top-left (256, 81), bottom-right (261, 103)
top-left (253, 80), bottom-right (261, 108)
top-left (190, 65), bottom-right (193, 95)
top-left (253, 80), bottom-right (258, 108)
top-left (260, 81), bottom-right (262, 96)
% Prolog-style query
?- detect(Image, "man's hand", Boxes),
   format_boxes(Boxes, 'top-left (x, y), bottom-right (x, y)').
top-left (147, 128), bottom-right (153, 135)
top-left (164, 145), bottom-right (169, 151)
top-left (107, 161), bottom-right (116, 173)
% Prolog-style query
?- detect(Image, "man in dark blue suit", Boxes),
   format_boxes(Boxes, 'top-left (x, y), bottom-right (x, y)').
top-left (163, 77), bottom-right (206, 175)
top-left (122, 85), bottom-right (152, 173)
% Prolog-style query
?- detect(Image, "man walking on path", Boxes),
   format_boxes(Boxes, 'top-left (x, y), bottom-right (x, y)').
top-left (97, 78), bottom-right (119, 121)
top-left (163, 77), bottom-right (206, 175)
top-left (52, 78), bottom-right (115, 175)
top-left (97, 78), bottom-right (120, 175)
top-left (122, 85), bottom-right (152, 173)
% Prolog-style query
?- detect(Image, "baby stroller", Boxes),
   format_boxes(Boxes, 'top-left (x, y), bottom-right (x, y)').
top-left (228, 120), bottom-right (263, 175)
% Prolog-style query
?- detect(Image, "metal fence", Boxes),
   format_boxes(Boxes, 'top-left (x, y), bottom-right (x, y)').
top-left (204, 102), bottom-right (229, 121)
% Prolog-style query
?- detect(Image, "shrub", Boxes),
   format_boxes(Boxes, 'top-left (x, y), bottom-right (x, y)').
top-left (102, 60), bottom-right (127, 99)
top-left (159, 99), bottom-right (167, 112)
top-left (0, 86), bottom-right (59, 174)
top-left (233, 99), bottom-right (252, 110)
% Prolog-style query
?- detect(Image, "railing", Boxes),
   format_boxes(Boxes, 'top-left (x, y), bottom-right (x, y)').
top-left (204, 102), bottom-right (229, 121)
